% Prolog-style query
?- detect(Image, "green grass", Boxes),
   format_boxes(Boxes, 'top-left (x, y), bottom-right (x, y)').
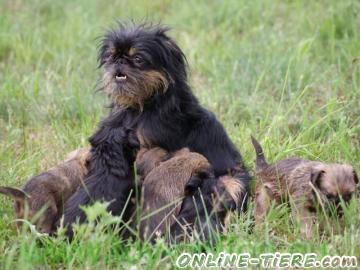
top-left (0, 0), bottom-right (359, 269)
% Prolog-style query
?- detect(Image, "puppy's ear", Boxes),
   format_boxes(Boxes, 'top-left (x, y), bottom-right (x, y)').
top-left (353, 170), bottom-right (359, 184)
top-left (0, 186), bottom-right (30, 201)
top-left (184, 176), bottom-right (202, 196)
top-left (310, 170), bottom-right (325, 188)
top-left (197, 168), bottom-right (215, 179)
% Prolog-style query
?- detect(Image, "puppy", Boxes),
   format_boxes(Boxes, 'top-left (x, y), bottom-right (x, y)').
top-left (135, 146), bottom-right (169, 181)
top-left (251, 136), bottom-right (358, 238)
top-left (170, 174), bottom-right (242, 244)
top-left (0, 148), bottom-right (90, 234)
top-left (136, 147), bottom-right (244, 243)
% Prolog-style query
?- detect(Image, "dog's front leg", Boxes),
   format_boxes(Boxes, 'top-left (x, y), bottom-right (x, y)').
top-left (291, 201), bottom-right (316, 239)
top-left (62, 110), bottom-right (139, 239)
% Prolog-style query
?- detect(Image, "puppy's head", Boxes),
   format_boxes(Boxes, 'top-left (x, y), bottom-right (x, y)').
top-left (64, 147), bottom-right (91, 176)
top-left (135, 147), bottom-right (169, 177)
top-left (169, 173), bottom-right (244, 243)
top-left (311, 164), bottom-right (358, 210)
top-left (0, 186), bottom-right (58, 234)
top-left (98, 22), bottom-right (187, 109)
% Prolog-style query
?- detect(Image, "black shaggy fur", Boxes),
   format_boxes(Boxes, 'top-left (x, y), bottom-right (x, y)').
top-left (63, 23), bottom-right (251, 238)
top-left (168, 174), bottom-right (235, 244)
top-left (63, 109), bottom-right (140, 238)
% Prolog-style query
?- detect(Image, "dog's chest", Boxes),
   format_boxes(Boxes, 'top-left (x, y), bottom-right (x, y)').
top-left (136, 118), bottom-right (189, 151)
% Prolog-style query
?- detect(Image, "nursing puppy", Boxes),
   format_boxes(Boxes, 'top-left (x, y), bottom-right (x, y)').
top-left (251, 136), bottom-right (358, 238)
top-left (0, 148), bottom-right (90, 234)
top-left (170, 173), bottom-right (244, 244)
top-left (136, 147), bottom-right (244, 243)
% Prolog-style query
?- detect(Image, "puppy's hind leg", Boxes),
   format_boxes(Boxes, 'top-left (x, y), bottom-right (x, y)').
top-left (254, 185), bottom-right (272, 225)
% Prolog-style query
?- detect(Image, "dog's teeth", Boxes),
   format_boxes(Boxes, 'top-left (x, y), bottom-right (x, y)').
top-left (116, 75), bottom-right (127, 81)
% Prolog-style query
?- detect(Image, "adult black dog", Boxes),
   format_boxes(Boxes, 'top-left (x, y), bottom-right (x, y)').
top-left (63, 23), bottom-right (251, 238)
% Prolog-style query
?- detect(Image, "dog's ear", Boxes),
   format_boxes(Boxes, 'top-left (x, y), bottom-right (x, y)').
top-left (310, 170), bottom-right (325, 188)
top-left (0, 186), bottom-right (30, 202)
top-left (156, 31), bottom-right (187, 81)
top-left (353, 170), bottom-right (359, 184)
top-left (184, 176), bottom-right (202, 196)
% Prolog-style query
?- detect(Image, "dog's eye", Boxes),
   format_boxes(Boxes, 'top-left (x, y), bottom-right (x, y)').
top-left (133, 56), bottom-right (143, 64)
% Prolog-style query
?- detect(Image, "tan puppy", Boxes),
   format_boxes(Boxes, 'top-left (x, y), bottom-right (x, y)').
top-left (136, 147), bottom-right (244, 242)
top-left (251, 136), bottom-right (358, 238)
top-left (0, 148), bottom-right (90, 234)
top-left (135, 147), bottom-right (169, 180)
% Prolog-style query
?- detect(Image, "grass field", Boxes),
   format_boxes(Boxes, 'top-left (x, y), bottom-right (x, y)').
top-left (0, 0), bottom-right (359, 269)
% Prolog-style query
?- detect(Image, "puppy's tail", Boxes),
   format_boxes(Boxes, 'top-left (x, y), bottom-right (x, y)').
top-left (250, 136), bottom-right (268, 171)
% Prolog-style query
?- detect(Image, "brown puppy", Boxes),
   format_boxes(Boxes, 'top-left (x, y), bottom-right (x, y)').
top-left (136, 147), bottom-right (210, 240)
top-left (251, 136), bottom-right (358, 238)
top-left (0, 148), bottom-right (90, 234)
top-left (135, 147), bottom-right (169, 181)
top-left (136, 147), bottom-right (244, 242)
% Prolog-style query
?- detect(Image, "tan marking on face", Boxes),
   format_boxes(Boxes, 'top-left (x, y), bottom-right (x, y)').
top-left (142, 70), bottom-right (169, 96)
top-left (128, 47), bottom-right (136, 56)
top-left (219, 175), bottom-right (245, 206)
top-left (109, 46), bottom-right (116, 55)
top-left (115, 70), bottom-right (169, 109)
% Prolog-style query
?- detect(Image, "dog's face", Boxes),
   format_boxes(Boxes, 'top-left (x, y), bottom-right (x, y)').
top-left (98, 23), bottom-right (187, 109)
top-left (0, 187), bottom-right (57, 234)
top-left (169, 174), bottom-right (240, 243)
top-left (311, 164), bottom-right (358, 211)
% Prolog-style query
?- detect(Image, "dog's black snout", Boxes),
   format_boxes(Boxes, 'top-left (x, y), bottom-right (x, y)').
top-left (115, 69), bottom-right (124, 76)
top-left (117, 57), bottom-right (126, 65)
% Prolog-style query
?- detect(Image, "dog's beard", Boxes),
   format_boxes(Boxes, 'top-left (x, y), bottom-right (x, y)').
top-left (101, 67), bottom-right (169, 109)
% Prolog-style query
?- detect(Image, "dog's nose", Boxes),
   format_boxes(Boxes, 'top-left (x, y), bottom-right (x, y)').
top-left (118, 57), bottom-right (125, 64)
